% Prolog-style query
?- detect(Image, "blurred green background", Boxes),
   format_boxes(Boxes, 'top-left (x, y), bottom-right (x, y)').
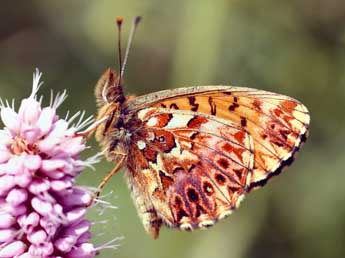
top-left (1, 0), bottom-right (345, 257)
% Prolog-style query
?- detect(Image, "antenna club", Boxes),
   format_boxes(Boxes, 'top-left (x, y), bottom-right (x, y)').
top-left (116, 16), bottom-right (124, 26)
top-left (134, 16), bottom-right (142, 25)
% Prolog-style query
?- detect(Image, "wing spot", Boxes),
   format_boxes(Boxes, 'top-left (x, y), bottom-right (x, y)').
top-left (173, 167), bottom-right (184, 174)
top-left (253, 99), bottom-right (262, 111)
top-left (217, 158), bottom-right (229, 169)
top-left (222, 142), bottom-right (233, 153)
top-left (187, 188), bottom-right (199, 202)
top-left (279, 129), bottom-right (290, 140)
top-left (188, 96), bottom-right (199, 111)
top-left (240, 117), bottom-right (247, 127)
top-left (215, 174), bottom-right (226, 185)
top-left (203, 182), bottom-right (214, 196)
top-left (228, 103), bottom-right (239, 111)
top-left (169, 103), bottom-right (179, 109)
top-left (188, 164), bottom-right (196, 173)
top-left (208, 96), bottom-right (217, 115)
top-left (177, 209), bottom-right (189, 222)
top-left (190, 132), bottom-right (199, 140)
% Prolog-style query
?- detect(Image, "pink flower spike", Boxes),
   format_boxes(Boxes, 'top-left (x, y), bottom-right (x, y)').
top-left (0, 69), bottom-right (111, 257)
top-left (0, 241), bottom-right (26, 257)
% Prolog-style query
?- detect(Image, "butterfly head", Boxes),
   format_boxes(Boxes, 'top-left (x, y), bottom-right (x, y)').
top-left (94, 68), bottom-right (125, 144)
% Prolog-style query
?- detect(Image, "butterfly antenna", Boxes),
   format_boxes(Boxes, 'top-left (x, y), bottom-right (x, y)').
top-left (120, 16), bottom-right (141, 79)
top-left (116, 16), bottom-right (123, 87)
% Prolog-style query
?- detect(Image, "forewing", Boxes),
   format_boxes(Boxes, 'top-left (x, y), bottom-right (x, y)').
top-left (127, 86), bottom-right (310, 188)
top-left (126, 108), bottom-right (254, 235)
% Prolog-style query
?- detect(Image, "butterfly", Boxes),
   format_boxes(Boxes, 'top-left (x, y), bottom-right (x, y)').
top-left (89, 17), bottom-right (310, 239)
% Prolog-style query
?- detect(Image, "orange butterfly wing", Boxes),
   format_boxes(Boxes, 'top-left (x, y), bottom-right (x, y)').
top-left (126, 108), bottom-right (254, 237)
top-left (127, 86), bottom-right (310, 189)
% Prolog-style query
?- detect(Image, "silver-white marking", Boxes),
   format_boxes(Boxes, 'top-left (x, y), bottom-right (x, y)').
top-left (147, 117), bottom-right (158, 127)
top-left (138, 108), bottom-right (154, 121)
top-left (166, 114), bottom-right (194, 128)
top-left (137, 140), bottom-right (146, 150)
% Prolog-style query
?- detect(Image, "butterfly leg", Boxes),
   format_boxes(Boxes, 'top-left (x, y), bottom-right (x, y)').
top-left (88, 154), bottom-right (126, 206)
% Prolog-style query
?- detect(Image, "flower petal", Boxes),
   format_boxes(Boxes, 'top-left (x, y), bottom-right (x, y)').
top-left (28, 242), bottom-right (53, 257)
top-left (28, 179), bottom-right (50, 195)
top-left (24, 155), bottom-right (41, 171)
top-left (31, 197), bottom-right (53, 216)
top-left (0, 175), bottom-right (15, 196)
top-left (0, 241), bottom-right (27, 257)
top-left (65, 243), bottom-right (96, 258)
top-left (0, 213), bottom-right (15, 229)
top-left (1, 107), bottom-right (20, 135)
top-left (0, 228), bottom-right (17, 242)
top-left (0, 129), bottom-right (12, 146)
top-left (27, 230), bottom-right (47, 244)
top-left (65, 207), bottom-right (86, 224)
top-left (6, 188), bottom-right (28, 206)
top-left (0, 150), bottom-right (11, 164)
top-left (18, 212), bottom-right (40, 233)
top-left (18, 98), bottom-right (41, 126)
top-left (37, 107), bottom-right (56, 136)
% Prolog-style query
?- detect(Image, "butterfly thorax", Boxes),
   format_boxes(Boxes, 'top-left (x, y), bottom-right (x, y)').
top-left (94, 68), bottom-right (132, 161)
